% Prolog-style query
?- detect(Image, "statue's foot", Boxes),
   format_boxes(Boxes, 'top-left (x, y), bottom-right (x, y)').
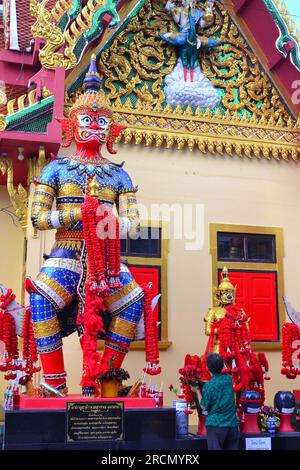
top-left (39, 382), bottom-right (68, 398)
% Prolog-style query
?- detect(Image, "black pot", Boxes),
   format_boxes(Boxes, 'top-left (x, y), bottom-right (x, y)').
top-left (274, 391), bottom-right (295, 414)
top-left (240, 390), bottom-right (261, 414)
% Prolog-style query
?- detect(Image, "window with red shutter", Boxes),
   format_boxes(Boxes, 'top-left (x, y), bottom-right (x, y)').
top-left (218, 270), bottom-right (279, 342)
top-left (210, 224), bottom-right (284, 349)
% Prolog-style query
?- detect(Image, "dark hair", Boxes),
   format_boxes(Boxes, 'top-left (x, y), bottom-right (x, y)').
top-left (206, 353), bottom-right (224, 374)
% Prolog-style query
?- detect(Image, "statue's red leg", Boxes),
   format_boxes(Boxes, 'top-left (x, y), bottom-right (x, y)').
top-left (99, 342), bottom-right (127, 374)
top-left (183, 67), bottom-right (187, 81)
top-left (190, 69), bottom-right (194, 82)
top-left (39, 349), bottom-right (66, 390)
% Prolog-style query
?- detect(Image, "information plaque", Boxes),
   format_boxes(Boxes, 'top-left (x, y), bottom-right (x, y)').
top-left (245, 437), bottom-right (272, 451)
top-left (66, 401), bottom-right (124, 443)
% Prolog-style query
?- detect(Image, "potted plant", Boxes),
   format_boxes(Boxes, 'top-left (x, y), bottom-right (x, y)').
top-left (258, 406), bottom-right (280, 434)
top-left (98, 366), bottom-right (130, 398)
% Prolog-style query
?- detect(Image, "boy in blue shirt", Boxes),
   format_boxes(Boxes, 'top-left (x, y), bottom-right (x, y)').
top-left (200, 353), bottom-right (240, 450)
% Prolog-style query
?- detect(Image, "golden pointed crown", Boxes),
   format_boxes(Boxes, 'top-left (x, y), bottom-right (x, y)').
top-left (69, 54), bottom-right (112, 118)
top-left (218, 267), bottom-right (235, 291)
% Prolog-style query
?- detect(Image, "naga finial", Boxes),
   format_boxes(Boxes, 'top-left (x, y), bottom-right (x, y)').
top-left (83, 53), bottom-right (102, 94)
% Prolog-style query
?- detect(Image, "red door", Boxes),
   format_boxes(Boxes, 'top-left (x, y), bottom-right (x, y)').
top-left (128, 265), bottom-right (161, 326)
top-left (219, 270), bottom-right (279, 341)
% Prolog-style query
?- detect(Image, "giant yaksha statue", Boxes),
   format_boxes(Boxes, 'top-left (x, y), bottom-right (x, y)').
top-left (25, 55), bottom-right (160, 396)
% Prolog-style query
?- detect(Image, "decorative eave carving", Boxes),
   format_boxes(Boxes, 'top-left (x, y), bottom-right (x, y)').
top-left (0, 157), bottom-right (28, 232)
top-left (29, 0), bottom-right (124, 70)
top-left (112, 100), bottom-right (300, 161)
top-left (0, 147), bottom-right (48, 233)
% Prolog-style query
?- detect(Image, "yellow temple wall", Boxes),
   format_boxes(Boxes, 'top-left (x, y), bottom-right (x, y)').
top-left (0, 187), bottom-right (25, 399)
top-left (1, 144), bottom-right (300, 416)
top-left (0, 187), bottom-right (25, 300)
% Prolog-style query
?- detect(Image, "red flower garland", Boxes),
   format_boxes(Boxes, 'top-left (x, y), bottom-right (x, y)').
top-left (107, 214), bottom-right (122, 288)
top-left (82, 195), bottom-right (107, 292)
top-left (21, 307), bottom-right (40, 377)
top-left (82, 196), bottom-right (122, 292)
top-left (208, 304), bottom-right (268, 399)
top-left (142, 283), bottom-right (161, 376)
top-left (0, 289), bottom-right (15, 309)
top-left (80, 287), bottom-right (106, 394)
top-left (178, 354), bottom-right (208, 416)
top-left (0, 289), bottom-right (19, 379)
top-left (0, 289), bottom-right (18, 359)
top-left (81, 195), bottom-right (107, 394)
top-left (257, 352), bottom-right (270, 380)
top-left (281, 322), bottom-right (300, 379)
top-left (81, 191), bottom-right (161, 387)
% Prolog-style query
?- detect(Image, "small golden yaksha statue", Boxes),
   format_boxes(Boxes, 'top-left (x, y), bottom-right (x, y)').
top-left (203, 267), bottom-right (269, 398)
top-left (204, 266), bottom-right (237, 342)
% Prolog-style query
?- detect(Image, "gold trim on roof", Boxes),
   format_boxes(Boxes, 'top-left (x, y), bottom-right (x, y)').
top-left (2, 87), bottom-right (51, 119)
top-left (112, 102), bottom-right (300, 160)
top-left (0, 89), bottom-right (7, 106)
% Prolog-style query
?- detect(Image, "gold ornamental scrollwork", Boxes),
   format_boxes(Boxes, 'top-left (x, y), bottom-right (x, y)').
top-left (99, 0), bottom-right (176, 110)
top-left (30, 0), bottom-right (121, 70)
top-left (0, 90), bottom-right (7, 106)
top-left (0, 114), bottom-right (6, 131)
top-left (27, 145), bottom-right (48, 185)
top-left (30, 0), bottom-right (77, 70)
top-left (0, 157), bottom-right (28, 232)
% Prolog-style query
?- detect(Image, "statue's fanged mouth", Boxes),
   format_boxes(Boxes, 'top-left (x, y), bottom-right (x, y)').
top-left (79, 129), bottom-right (106, 142)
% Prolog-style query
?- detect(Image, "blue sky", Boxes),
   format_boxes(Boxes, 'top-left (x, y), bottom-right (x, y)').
top-left (283, 0), bottom-right (300, 31)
